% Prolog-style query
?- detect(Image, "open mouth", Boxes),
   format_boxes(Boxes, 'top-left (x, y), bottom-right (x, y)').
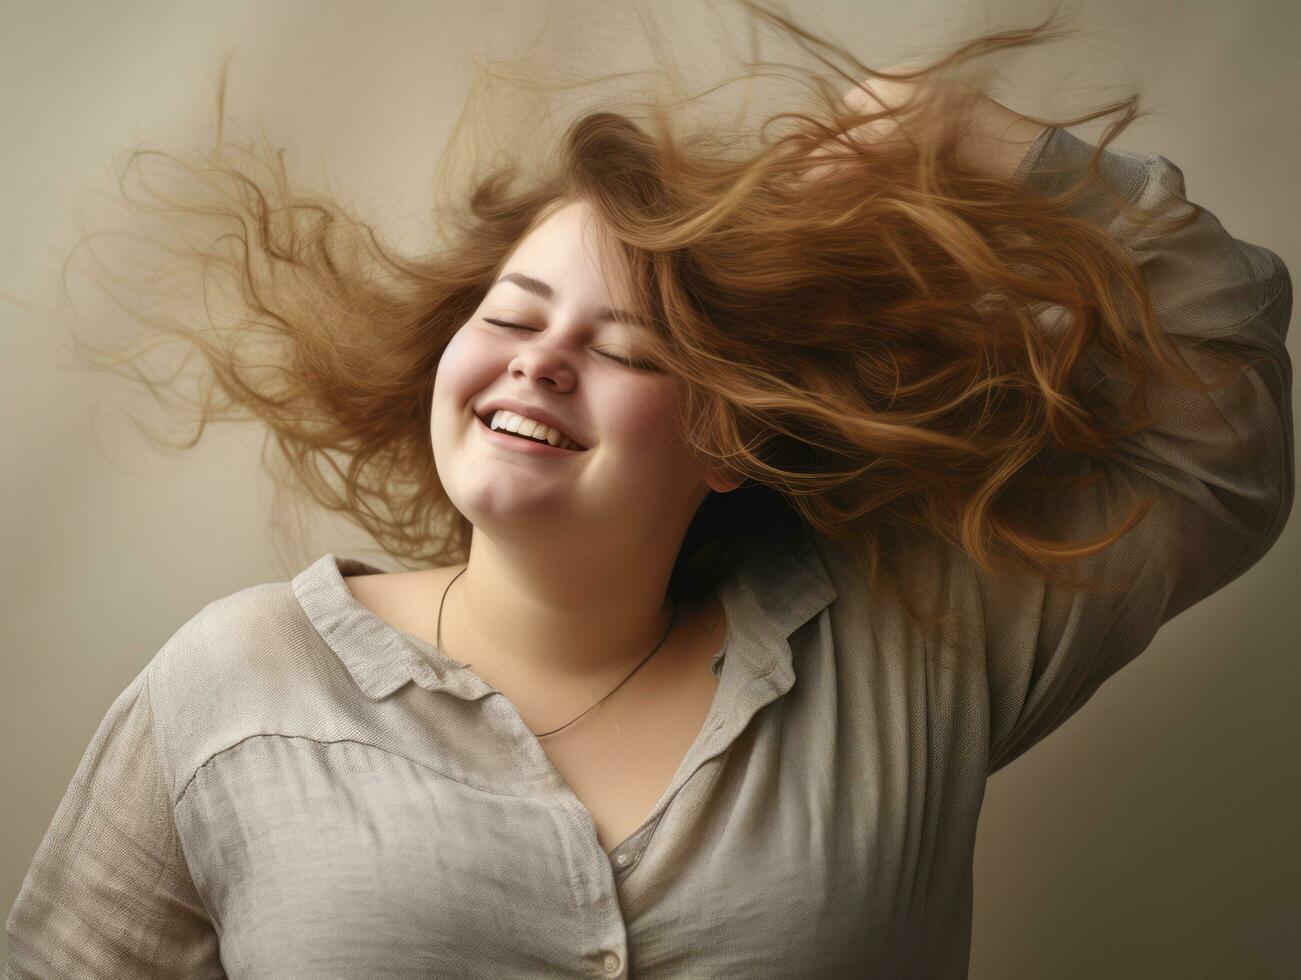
top-left (475, 411), bottom-right (587, 452)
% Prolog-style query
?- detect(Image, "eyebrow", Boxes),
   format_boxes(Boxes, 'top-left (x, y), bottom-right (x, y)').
top-left (492, 272), bottom-right (653, 330)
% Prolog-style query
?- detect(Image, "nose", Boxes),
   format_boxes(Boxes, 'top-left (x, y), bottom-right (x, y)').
top-left (508, 347), bottom-right (578, 391)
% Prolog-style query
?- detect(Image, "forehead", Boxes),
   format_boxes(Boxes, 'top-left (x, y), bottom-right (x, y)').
top-left (502, 200), bottom-right (638, 311)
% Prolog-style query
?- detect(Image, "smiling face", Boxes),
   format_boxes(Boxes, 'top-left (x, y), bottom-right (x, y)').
top-left (431, 198), bottom-right (742, 558)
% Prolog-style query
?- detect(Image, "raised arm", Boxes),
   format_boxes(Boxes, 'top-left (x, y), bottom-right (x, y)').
top-left (805, 75), bottom-right (1293, 771)
top-left (982, 123), bottom-right (1293, 771)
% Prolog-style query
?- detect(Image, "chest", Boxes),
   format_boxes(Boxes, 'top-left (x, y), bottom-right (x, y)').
top-left (175, 713), bottom-right (927, 980)
top-left (188, 561), bottom-right (990, 977)
top-left (344, 567), bottom-right (727, 855)
top-left (527, 633), bottom-right (723, 854)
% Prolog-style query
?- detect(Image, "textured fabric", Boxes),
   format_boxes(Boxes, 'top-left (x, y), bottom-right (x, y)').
top-left (6, 124), bottom-right (1293, 979)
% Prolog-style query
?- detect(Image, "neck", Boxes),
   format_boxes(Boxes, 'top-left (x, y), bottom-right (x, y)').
top-left (438, 534), bottom-right (681, 681)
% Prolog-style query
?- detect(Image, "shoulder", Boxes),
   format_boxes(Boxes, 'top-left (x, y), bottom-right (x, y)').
top-left (146, 579), bottom-right (304, 701)
top-left (143, 575), bottom-right (344, 797)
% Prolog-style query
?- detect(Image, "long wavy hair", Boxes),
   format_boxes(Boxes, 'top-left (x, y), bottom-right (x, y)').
top-left (59, 0), bottom-right (1258, 628)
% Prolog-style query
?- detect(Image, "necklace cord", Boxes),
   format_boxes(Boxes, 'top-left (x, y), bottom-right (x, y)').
top-left (435, 566), bottom-right (678, 738)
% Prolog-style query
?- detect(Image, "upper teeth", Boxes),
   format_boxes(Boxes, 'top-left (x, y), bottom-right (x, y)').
top-left (488, 410), bottom-right (580, 450)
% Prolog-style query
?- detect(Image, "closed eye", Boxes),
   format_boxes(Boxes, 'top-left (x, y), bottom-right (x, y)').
top-left (483, 318), bottom-right (657, 371)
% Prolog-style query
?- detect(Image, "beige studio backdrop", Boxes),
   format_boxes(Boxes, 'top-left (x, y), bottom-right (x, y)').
top-left (2, 0), bottom-right (1297, 976)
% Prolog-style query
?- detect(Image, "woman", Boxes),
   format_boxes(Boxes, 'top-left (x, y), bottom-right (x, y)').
top-left (5, 2), bottom-right (1292, 977)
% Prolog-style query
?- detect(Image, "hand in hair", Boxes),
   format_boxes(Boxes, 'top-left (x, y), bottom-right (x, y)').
top-left (801, 61), bottom-right (1048, 183)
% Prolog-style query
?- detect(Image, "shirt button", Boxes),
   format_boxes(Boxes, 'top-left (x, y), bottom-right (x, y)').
top-left (603, 951), bottom-right (621, 973)
top-left (616, 853), bottom-right (628, 866)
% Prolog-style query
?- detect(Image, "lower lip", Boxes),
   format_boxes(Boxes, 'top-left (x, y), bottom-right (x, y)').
top-left (476, 413), bottom-right (585, 457)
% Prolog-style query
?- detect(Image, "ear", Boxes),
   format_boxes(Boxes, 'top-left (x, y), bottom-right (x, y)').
top-left (704, 466), bottom-right (747, 494)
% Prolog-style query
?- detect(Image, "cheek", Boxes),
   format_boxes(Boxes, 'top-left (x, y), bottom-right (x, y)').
top-left (610, 389), bottom-right (687, 451)
top-left (433, 330), bottom-right (489, 412)
top-left (436, 327), bottom-right (473, 380)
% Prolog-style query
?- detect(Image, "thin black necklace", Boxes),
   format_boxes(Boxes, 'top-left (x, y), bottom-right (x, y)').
top-left (436, 566), bottom-right (679, 738)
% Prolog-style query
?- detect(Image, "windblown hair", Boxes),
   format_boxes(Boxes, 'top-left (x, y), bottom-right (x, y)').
top-left (60, 0), bottom-right (1258, 626)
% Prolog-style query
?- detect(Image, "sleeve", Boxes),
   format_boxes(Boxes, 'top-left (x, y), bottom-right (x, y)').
top-left (984, 125), bottom-right (1294, 774)
top-left (4, 669), bottom-right (225, 979)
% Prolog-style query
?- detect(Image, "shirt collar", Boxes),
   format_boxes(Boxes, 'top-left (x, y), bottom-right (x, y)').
top-left (292, 526), bottom-right (838, 702)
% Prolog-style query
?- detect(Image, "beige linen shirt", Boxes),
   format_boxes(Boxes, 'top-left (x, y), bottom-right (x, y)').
top-left (5, 124), bottom-right (1294, 979)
